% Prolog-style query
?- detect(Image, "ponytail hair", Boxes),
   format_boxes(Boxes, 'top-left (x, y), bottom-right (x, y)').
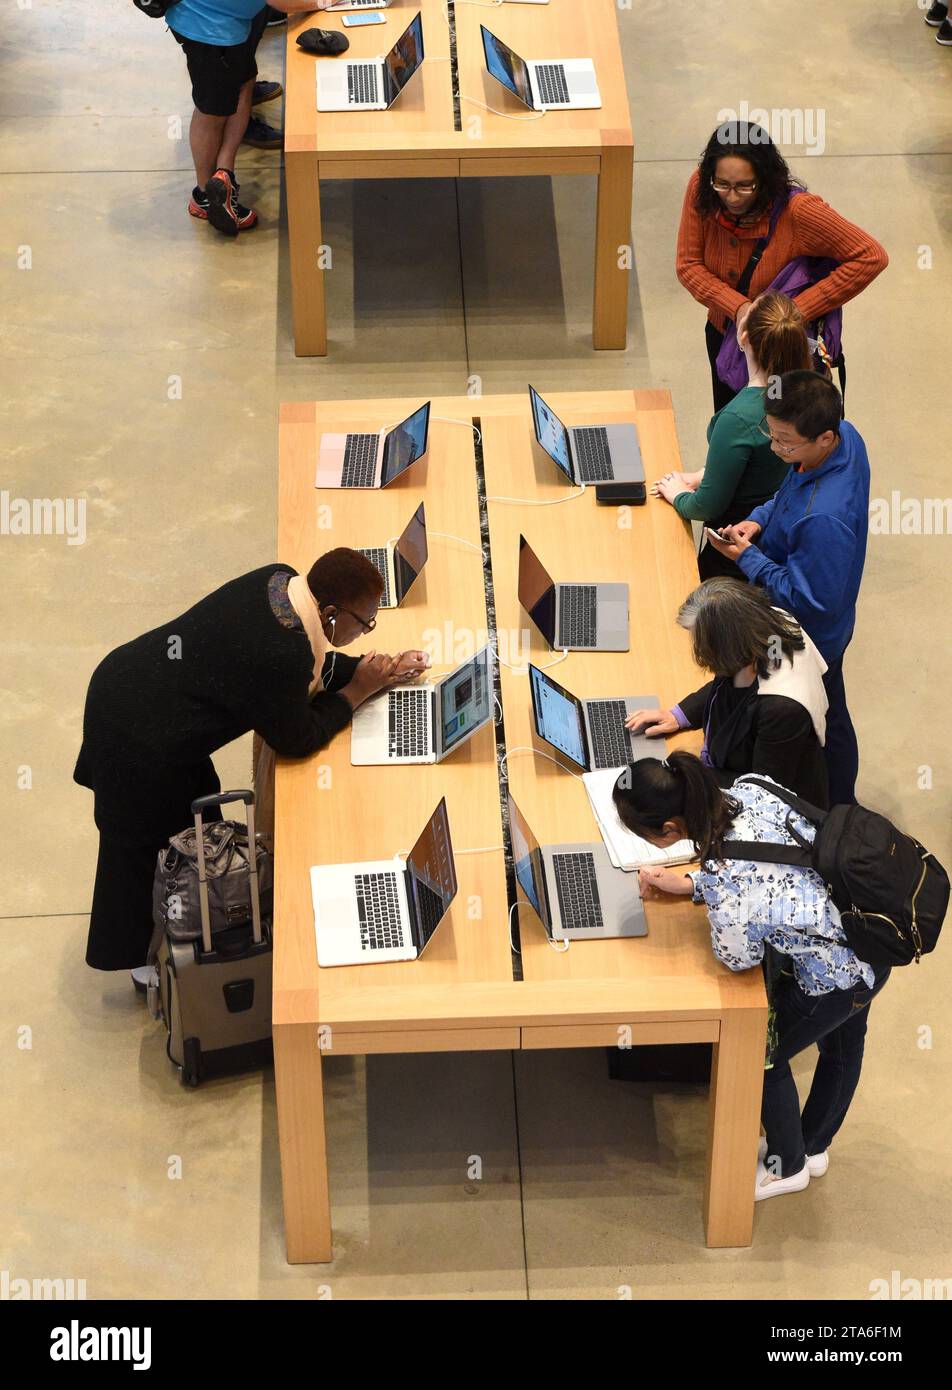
top-left (612, 752), bottom-right (740, 863)
top-left (744, 291), bottom-right (812, 380)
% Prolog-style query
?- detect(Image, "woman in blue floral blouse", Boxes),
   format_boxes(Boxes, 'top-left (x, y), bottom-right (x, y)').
top-left (612, 751), bottom-right (890, 1202)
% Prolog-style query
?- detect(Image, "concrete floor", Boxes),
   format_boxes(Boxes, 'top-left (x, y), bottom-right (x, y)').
top-left (2, 0), bottom-right (951, 1299)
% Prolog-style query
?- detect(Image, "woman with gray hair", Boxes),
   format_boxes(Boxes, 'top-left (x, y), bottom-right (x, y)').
top-left (627, 578), bottom-right (830, 806)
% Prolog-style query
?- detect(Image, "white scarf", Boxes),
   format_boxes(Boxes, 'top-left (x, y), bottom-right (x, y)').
top-left (757, 613), bottom-right (829, 746)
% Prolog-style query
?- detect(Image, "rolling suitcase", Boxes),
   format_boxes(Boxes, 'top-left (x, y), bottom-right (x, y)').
top-left (148, 790), bottom-right (273, 1086)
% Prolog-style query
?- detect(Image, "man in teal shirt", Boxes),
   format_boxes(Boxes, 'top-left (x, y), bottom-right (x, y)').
top-left (166, 0), bottom-right (331, 235)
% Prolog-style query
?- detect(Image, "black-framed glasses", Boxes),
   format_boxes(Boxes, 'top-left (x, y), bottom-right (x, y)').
top-left (711, 178), bottom-right (758, 195)
top-left (337, 605), bottom-right (377, 634)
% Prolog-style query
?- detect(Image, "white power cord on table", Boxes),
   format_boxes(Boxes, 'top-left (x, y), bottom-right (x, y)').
top-left (488, 641), bottom-right (568, 674)
top-left (396, 844), bottom-right (503, 861)
top-left (486, 484), bottom-right (586, 505)
top-left (498, 744), bottom-right (584, 783)
top-left (431, 415), bottom-right (483, 446)
top-left (509, 900), bottom-right (569, 954)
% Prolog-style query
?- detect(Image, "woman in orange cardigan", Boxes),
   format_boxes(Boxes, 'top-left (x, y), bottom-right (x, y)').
top-left (676, 121), bottom-right (888, 410)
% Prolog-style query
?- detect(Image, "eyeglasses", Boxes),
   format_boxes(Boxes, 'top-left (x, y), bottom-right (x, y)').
top-left (337, 605), bottom-right (377, 634)
top-left (758, 418), bottom-right (812, 454)
top-left (711, 178), bottom-right (758, 195)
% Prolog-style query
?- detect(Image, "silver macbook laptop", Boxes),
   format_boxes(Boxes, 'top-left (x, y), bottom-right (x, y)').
top-left (480, 25), bottom-right (601, 111)
top-left (529, 664), bottom-right (666, 773)
top-left (529, 385), bottom-right (644, 486)
top-left (325, 2), bottom-right (391, 10)
top-left (316, 401), bottom-right (430, 489)
top-left (351, 644), bottom-right (493, 765)
top-left (507, 793), bottom-right (645, 942)
top-left (518, 535), bottom-right (628, 652)
top-left (311, 798), bottom-right (457, 967)
top-left (317, 11), bottom-right (424, 112)
top-left (358, 502), bottom-right (427, 610)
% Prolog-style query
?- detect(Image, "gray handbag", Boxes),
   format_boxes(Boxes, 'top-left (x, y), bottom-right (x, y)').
top-left (148, 791), bottom-right (274, 1086)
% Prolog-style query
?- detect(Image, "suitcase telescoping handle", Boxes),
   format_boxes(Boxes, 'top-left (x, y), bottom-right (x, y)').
top-left (190, 790), bottom-right (263, 955)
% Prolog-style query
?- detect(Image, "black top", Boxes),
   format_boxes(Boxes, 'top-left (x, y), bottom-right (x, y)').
top-left (677, 676), bottom-right (829, 809)
top-left (74, 564), bottom-right (360, 839)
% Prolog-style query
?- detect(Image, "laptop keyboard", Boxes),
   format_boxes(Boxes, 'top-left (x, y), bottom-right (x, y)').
top-left (348, 63), bottom-right (380, 106)
top-left (587, 699), bottom-right (631, 769)
top-left (558, 584), bottom-right (598, 648)
top-left (341, 433), bottom-right (379, 487)
top-left (388, 687), bottom-right (431, 759)
top-left (359, 546), bottom-right (392, 607)
top-left (572, 427), bottom-right (615, 482)
top-left (355, 872), bottom-right (407, 952)
top-left (535, 63), bottom-right (570, 106)
top-left (552, 853), bottom-right (604, 931)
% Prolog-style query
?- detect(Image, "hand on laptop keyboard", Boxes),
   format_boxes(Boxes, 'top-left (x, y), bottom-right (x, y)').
top-left (626, 708), bottom-right (679, 736)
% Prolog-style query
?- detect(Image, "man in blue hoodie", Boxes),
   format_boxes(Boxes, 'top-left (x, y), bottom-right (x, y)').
top-left (707, 371), bottom-right (869, 804)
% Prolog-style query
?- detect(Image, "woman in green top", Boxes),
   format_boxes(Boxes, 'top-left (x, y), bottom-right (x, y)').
top-left (654, 292), bottom-right (813, 580)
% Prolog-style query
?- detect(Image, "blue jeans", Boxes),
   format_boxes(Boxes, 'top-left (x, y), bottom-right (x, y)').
top-left (762, 963), bottom-right (891, 1178)
top-left (821, 654), bottom-right (858, 805)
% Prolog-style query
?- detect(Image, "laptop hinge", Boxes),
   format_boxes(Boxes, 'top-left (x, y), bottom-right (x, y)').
top-left (430, 686), bottom-right (439, 761)
top-left (537, 850), bottom-right (556, 939)
top-left (403, 861), bottom-right (420, 953)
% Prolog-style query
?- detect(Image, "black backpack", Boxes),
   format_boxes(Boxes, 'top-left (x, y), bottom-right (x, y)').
top-left (716, 778), bottom-right (949, 969)
top-left (133, 0), bottom-right (175, 17)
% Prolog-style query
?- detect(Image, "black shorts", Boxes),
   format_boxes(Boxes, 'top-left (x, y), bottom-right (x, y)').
top-left (171, 6), bottom-right (268, 117)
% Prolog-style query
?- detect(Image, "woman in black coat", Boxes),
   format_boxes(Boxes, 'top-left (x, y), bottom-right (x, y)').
top-left (626, 578), bottom-right (830, 808)
top-left (74, 549), bottom-right (428, 973)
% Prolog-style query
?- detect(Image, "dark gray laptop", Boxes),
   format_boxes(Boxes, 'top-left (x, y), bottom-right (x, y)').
top-left (529, 664), bottom-right (667, 772)
top-left (507, 793), bottom-right (646, 942)
top-left (518, 534), bottom-right (629, 652)
top-left (529, 385), bottom-right (645, 486)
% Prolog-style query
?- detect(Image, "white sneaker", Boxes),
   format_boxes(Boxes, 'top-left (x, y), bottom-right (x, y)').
top-left (754, 1158), bottom-right (811, 1201)
top-left (131, 964), bottom-right (157, 995)
top-left (758, 1137), bottom-right (829, 1178)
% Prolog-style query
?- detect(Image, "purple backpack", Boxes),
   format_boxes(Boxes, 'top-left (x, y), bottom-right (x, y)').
top-left (715, 193), bottom-right (844, 394)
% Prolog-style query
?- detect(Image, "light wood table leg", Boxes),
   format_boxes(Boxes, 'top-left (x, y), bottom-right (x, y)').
top-left (703, 1008), bottom-right (767, 1247)
top-left (274, 1022), bottom-right (332, 1263)
top-left (285, 151), bottom-right (327, 358)
top-left (592, 143), bottom-right (634, 350)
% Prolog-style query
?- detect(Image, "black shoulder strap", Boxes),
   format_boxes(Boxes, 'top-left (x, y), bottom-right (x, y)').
top-left (715, 839), bottom-right (811, 867)
top-left (735, 237), bottom-right (769, 300)
top-left (737, 776), bottom-right (829, 827)
top-left (734, 198), bottom-right (787, 299)
top-left (713, 775), bottom-right (826, 868)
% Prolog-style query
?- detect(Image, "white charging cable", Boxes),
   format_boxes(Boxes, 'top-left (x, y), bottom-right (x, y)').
top-left (507, 899), bottom-right (569, 954)
top-left (429, 530), bottom-right (484, 555)
top-left (486, 484), bottom-right (587, 505)
top-left (498, 744), bottom-right (584, 783)
top-left (431, 415), bottom-right (483, 446)
top-left (488, 641), bottom-right (568, 674)
top-left (397, 844), bottom-right (503, 861)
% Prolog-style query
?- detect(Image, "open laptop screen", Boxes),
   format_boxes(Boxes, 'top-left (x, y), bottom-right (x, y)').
top-left (406, 798), bottom-right (457, 954)
top-left (481, 26), bottom-right (535, 109)
top-left (381, 401), bottom-right (430, 486)
top-left (439, 646), bottom-right (492, 754)
top-left (393, 502), bottom-right (428, 604)
top-left (518, 535), bottom-right (556, 647)
top-left (529, 664), bottom-right (589, 770)
top-left (507, 793), bottom-right (549, 931)
top-left (529, 385), bottom-right (574, 481)
top-left (383, 11), bottom-right (425, 108)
